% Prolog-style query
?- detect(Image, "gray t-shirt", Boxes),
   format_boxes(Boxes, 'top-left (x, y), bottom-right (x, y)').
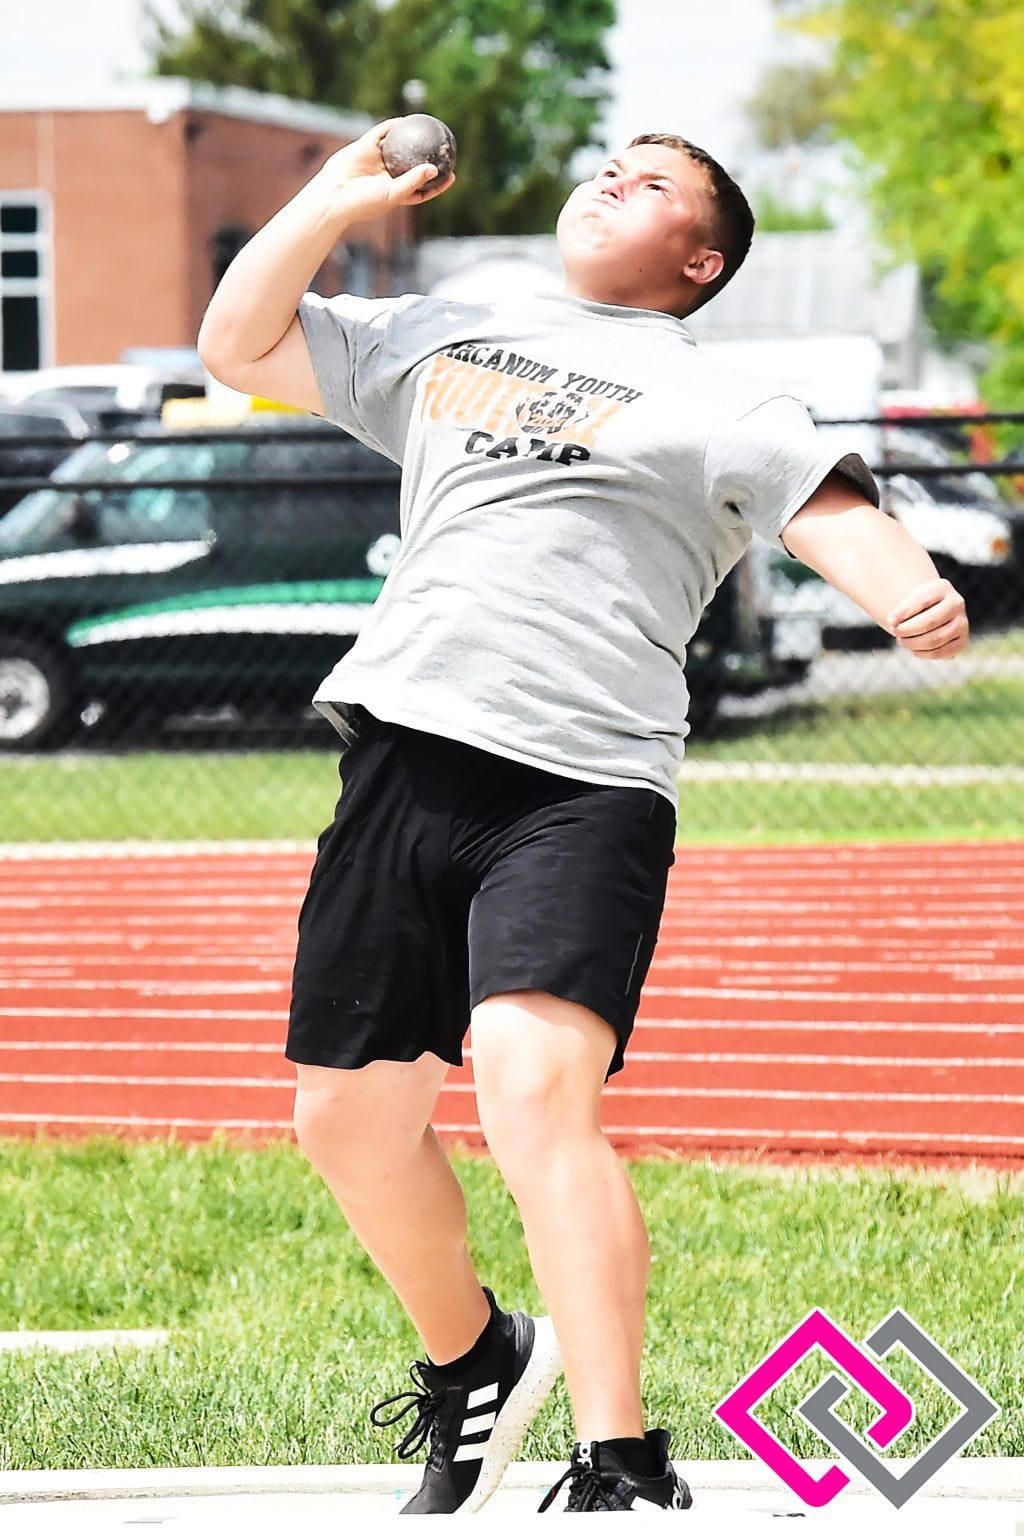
top-left (297, 289), bottom-right (879, 806)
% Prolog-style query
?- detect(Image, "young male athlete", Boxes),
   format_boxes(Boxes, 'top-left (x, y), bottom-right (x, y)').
top-left (198, 119), bottom-right (969, 1515)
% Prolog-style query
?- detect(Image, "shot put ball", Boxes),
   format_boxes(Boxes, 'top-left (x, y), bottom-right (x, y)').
top-left (381, 114), bottom-right (457, 193)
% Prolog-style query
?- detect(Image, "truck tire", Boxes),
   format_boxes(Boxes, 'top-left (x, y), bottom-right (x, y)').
top-left (0, 637), bottom-right (78, 751)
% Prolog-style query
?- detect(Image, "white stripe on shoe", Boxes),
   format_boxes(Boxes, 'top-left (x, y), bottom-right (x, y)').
top-left (452, 1442), bottom-right (487, 1462)
top-left (451, 1392), bottom-right (500, 1462)
top-left (461, 1411), bottom-right (497, 1434)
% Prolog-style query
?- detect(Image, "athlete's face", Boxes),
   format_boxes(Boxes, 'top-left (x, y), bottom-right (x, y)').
top-left (556, 144), bottom-right (725, 317)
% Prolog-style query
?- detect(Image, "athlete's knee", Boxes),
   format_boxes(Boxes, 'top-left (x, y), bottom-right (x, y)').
top-left (479, 1052), bottom-right (577, 1124)
top-left (471, 1002), bottom-right (604, 1158)
top-left (290, 1058), bottom-right (440, 1176)
top-left (292, 1086), bottom-right (422, 1183)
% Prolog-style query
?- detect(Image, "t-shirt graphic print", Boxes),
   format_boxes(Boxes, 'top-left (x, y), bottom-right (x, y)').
top-left (297, 288), bottom-right (879, 806)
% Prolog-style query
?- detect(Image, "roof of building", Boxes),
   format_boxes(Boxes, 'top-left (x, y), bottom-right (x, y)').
top-left (684, 231), bottom-right (921, 347)
top-left (417, 229), bottom-right (922, 347)
top-left (417, 236), bottom-right (564, 297)
top-left (0, 78), bottom-right (370, 140)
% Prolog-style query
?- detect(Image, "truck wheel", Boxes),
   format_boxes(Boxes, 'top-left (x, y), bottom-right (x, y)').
top-left (0, 639), bottom-right (77, 751)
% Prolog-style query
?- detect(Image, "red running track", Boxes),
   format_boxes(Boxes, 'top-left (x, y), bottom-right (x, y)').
top-left (1, 841), bottom-right (1022, 1168)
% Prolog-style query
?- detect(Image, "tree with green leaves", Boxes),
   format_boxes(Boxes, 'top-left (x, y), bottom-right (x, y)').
top-left (745, 0), bottom-right (1024, 410)
top-left (145, 0), bottom-right (614, 237)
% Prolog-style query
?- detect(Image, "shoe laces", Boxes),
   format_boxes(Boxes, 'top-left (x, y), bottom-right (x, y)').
top-left (369, 1359), bottom-right (450, 1460)
top-left (538, 1445), bottom-right (622, 1513)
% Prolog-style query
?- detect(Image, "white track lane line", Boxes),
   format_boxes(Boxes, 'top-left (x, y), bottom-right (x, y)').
top-left (629, 1018), bottom-right (1024, 1033)
top-left (1, 1114), bottom-right (1022, 1150)
top-left (2, 1006), bottom-right (1019, 1034)
top-left (643, 985), bottom-right (1024, 1002)
top-left (0, 1113), bottom-right (292, 1129)
top-left (430, 1124), bottom-right (1024, 1149)
top-left (3, 1074), bottom-right (1023, 1105)
top-left (0, 1007), bottom-right (283, 1018)
top-left (0, 981), bottom-right (286, 993)
top-left (0, 841), bottom-right (314, 857)
top-left (0, 1041), bottom-right (285, 1051)
top-left (3, 1043), bottom-right (1022, 1069)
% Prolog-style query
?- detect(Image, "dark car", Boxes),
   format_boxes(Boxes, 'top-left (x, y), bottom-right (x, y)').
top-left (0, 400), bottom-right (91, 519)
top-left (0, 415), bottom-right (403, 747)
top-left (0, 412), bottom-right (756, 750)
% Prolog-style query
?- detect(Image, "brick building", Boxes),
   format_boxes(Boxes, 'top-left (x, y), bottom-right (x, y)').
top-left (0, 80), bottom-right (415, 371)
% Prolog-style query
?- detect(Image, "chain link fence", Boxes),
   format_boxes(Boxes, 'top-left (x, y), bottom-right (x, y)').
top-left (0, 409), bottom-right (1021, 844)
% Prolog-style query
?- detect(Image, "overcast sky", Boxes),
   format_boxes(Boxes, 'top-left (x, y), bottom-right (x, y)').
top-left (602, 0), bottom-right (784, 171)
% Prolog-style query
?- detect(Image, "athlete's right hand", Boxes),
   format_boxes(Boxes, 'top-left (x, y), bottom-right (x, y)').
top-left (313, 118), bottom-right (456, 226)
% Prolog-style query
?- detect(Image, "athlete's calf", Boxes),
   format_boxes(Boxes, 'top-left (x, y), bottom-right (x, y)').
top-left (292, 1056), bottom-right (491, 1365)
top-left (470, 991), bottom-right (651, 1442)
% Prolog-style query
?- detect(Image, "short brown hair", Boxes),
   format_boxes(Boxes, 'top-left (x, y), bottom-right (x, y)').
top-left (627, 133), bottom-right (755, 318)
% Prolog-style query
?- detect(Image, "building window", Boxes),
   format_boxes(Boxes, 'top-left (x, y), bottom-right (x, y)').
top-left (211, 225), bottom-right (253, 291)
top-left (0, 193), bottom-right (49, 371)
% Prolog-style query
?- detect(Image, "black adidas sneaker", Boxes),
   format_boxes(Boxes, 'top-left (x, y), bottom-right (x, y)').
top-left (538, 1429), bottom-right (694, 1513)
top-left (369, 1286), bottom-right (563, 1514)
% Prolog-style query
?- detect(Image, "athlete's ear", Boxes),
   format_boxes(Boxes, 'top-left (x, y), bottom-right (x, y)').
top-left (682, 247), bottom-right (725, 288)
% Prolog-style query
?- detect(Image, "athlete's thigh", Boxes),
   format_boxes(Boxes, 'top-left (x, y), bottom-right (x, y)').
top-left (466, 782), bottom-right (676, 1079)
top-left (286, 716), bottom-right (472, 1073)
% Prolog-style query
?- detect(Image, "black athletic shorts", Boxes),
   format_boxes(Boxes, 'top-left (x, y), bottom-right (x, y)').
top-left (285, 705), bottom-right (677, 1081)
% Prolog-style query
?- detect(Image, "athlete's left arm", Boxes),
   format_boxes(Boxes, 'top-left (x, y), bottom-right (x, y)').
top-left (781, 469), bottom-right (970, 660)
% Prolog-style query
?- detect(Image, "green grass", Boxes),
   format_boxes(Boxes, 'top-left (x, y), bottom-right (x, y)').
top-left (0, 674), bottom-right (1021, 843)
top-left (0, 1137), bottom-right (1019, 1470)
top-left (0, 749), bottom-right (340, 842)
top-left (673, 780), bottom-right (1024, 843)
top-left (963, 630), bottom-right (1024, 659)
top-left (685, 677), bottom-right (1024, 767)
top-left (0, 749), bottom-right (1020, 844)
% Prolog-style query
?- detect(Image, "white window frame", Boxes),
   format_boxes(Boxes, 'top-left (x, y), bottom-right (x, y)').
top-left (0, 189), bottom-right (53, 372)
